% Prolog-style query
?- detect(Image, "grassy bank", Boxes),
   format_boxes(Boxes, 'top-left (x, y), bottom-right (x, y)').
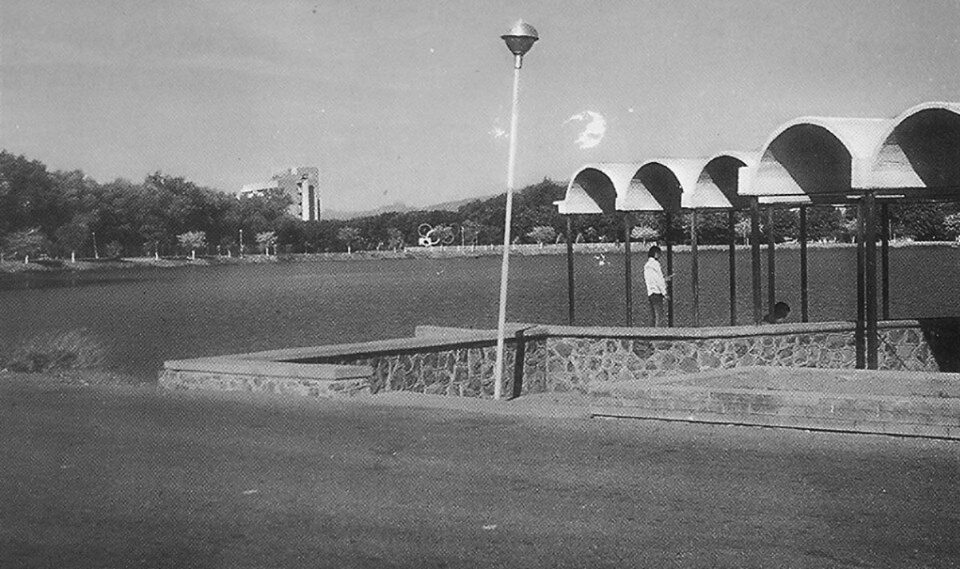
top-left (2, 239), bottom-right (957, 275)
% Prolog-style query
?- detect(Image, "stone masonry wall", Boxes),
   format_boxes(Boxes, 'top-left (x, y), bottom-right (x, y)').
top-left (543, 325), bottom-right (937, 393)
top-left (322, 339), bottom-right (549, 399)
top-left (306, 324), bottom-right (936, 398)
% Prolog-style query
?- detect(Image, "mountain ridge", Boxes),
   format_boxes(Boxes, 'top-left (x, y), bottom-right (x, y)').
top-left (322, 193), bottom-right (499, 220)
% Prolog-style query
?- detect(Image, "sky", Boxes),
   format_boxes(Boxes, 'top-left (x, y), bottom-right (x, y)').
top-left (2, 0), bottom-right (960, 211)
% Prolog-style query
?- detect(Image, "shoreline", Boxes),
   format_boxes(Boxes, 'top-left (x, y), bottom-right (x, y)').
top-left (1, 239), bottom-right (957, 274)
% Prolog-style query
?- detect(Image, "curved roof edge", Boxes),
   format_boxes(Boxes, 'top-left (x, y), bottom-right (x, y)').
top-left (617, 158), bottom-right (705, 212)
top-left (558, 163), bottom-right (641, 215)
top-left (682, 151), bottom-right (758, 209)
top-left (742, 116), bottom-right (892, 195)
top-left (864, 101), bottom-right (960, 189)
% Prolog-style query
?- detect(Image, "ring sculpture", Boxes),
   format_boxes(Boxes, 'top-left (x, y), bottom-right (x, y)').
top-left (418, 223), bottom-right (456, 247)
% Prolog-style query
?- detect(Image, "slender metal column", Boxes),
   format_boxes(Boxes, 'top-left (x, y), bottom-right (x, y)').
top-left (865, 193), bottom-right (878, 369)
top-left (690, 210), bottom-right (699, 327)
top-left (881, 203), bottom-right (890, 320)
top-left (750, 200), bottom-right (762, 323)
top-left (665, 212), bottom-right (674, 327)
top-left (624, 213), bottom-right (633, 326)
top-left (493, 53), bottom-right (525, 400)
top-left (566, 216), bottom-right (575, 325)
top-left (728, 210), bottom-right (737, 326)
top-left (800, 205), bottom-right (809, 322)
top-left (766, 207), bottom-right (776, 313)
top-left (856, 203), bottom-right (866, 369)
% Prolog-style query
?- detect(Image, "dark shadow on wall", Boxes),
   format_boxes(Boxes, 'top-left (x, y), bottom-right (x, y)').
top-left (918, 318), bottom-right (960, 372)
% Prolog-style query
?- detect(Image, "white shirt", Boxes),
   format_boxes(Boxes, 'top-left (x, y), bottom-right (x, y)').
top-left (644, 257), bottom-right (668, 296)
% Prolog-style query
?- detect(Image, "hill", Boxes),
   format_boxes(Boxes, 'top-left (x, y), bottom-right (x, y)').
top-left (323, 194), bottom-right (499, 220)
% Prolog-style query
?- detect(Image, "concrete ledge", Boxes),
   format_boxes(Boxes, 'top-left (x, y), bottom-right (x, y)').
top-left (531, 320), bottom-right (920, 340)
top-left (590, 367), bottom-right (960, 439)
top-left (591, 405), bottom-right (960, 439)
top-left (410, 319), bottom-right (921, 342)
top-left (159, 369), bottom-right (371, 398)
top-left (163, 357), bottom-right (371, 380)
top-left (220, 332), bottom-right (513, 363)
top-left (414, 323), bottom-right (534, 339)
top-left (159, 358), bottom-right (373, 398)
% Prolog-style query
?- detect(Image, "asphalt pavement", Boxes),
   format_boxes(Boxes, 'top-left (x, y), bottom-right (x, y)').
top-left (2, 377), bottom-right (959, 568)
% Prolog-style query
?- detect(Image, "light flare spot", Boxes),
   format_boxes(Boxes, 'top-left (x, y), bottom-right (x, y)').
top-left (563, 110), bottom-right (607, 149)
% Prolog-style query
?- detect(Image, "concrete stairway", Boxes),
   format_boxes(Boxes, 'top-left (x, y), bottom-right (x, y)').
top-left (589, 366), bottom-right (960, 439)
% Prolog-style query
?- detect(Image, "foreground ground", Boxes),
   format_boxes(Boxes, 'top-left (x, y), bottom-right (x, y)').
top-left (2, 376), bottom-right (959, 568)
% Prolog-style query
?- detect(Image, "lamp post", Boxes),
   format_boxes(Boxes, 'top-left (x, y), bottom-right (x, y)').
top-left (493, 20), bottom-right (538, 400)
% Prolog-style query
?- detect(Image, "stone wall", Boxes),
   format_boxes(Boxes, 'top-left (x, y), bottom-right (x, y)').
top-left (305, 321), bottom-right (938, 398)
top-left (324, 337), bottom-right (549, 398)
top-left (161, 320), bottom-right (943, 400)
top-left (540, 323), bottom-right (938, 393)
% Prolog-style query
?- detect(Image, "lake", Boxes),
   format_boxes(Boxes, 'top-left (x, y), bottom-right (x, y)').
top-left (1, 246), bottom-right (958, 379)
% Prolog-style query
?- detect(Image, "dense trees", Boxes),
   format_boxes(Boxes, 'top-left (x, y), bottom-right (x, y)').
top-left (0, 151), bottom-right (295, 259)
top-left (1, 150), bottom-right (959, 260)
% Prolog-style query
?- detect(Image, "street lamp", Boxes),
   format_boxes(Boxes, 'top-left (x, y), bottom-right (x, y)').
top-left (493, 20), bottom-right (538, 400)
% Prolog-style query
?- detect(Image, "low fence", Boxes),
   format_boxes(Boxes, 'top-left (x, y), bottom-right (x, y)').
top-left (160, 319), bottom-right (956, 398)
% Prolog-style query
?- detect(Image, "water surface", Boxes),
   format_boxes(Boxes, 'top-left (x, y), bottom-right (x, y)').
top-left (1, 246), bottom-right (957, 378)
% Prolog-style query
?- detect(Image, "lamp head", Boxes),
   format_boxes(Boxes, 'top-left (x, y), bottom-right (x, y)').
top-left (501, 20), bottom-right (538, 56)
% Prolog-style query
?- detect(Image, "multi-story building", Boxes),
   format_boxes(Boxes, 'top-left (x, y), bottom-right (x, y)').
top-left (238, 166), bottom-right (321, 221)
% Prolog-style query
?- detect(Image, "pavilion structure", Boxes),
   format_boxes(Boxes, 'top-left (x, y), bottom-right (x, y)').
top-left (554, 101), bottom-right (960, 369)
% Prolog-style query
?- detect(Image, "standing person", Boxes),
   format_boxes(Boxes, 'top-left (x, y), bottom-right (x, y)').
top-left (644, 245), bottom-right (670, 327)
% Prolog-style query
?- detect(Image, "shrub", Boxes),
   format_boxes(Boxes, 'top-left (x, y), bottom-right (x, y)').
top-left (2, 329), bottom-right (107, 373)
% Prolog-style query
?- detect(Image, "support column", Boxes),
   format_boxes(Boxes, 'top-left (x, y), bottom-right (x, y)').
top-left (856, 203), bottom-right (866, 369)
top-left (750, 200), bottom-right (762, 324)
top-left (881, 203), bottom-right (890, 320)
top-left (865, 193), bottom-right (878, 370)
top-left (665, 212), bottom-right (674, 327)
top-left (728, 210), bottom-right (737, 326)
top-left (624, 213), bottom-right (633, 327)
top-left (690, 210), bottom-right (699, 327)
top-left (800, 205), bottom-right (809, 322)
top-left (566, 216), bottom-right (575, 325)
top-left (766, 207), bottom-right (776, 313)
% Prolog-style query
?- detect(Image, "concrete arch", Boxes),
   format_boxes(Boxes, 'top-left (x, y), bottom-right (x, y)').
top-left (684, 152), bottom-right (757, 210)
top-left (559, 164), bottom-right (626, 214)
top-left (619, 159), bottom-right (696, 213)
top-left (743, 117), bottom-right (890, 199)
top-left (867, 102), bottom-right (960, 190)
top-left (558, 163), bottom-right (636, 214)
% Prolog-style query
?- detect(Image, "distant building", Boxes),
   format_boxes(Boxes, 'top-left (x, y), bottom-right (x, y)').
top-left (238, 166), bottom-right (321, 221)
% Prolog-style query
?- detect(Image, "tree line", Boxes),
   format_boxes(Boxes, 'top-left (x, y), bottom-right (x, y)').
top-left (1, 150), bottom-right (959, 260)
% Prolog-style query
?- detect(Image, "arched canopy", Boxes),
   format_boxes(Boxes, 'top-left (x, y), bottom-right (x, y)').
top-left (743, 117), bottom-right (890, 201)
top-left (559, 101), bottom-right (960, 213)
top-left (558, 159), bottom-right (720, 215)
top-left (684, 152), bottom-right (757, 210)
top-left (556, 163), bottom-right (628, 214)
top-left (867, 102), bottom-right (960, 192)
top-left (618, 159), bottom-right (694, 213)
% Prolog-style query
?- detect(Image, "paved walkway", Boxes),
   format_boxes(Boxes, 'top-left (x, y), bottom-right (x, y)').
top-left (3, 375), bottom-right (960, 568)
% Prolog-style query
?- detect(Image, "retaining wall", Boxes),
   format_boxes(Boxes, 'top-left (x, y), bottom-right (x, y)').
top-left (160, 319), bottom-right (952, 399)
top-left (287, 320), bottom-right (942, 397)
top-left (537, 321), bottom-right (939, 393)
